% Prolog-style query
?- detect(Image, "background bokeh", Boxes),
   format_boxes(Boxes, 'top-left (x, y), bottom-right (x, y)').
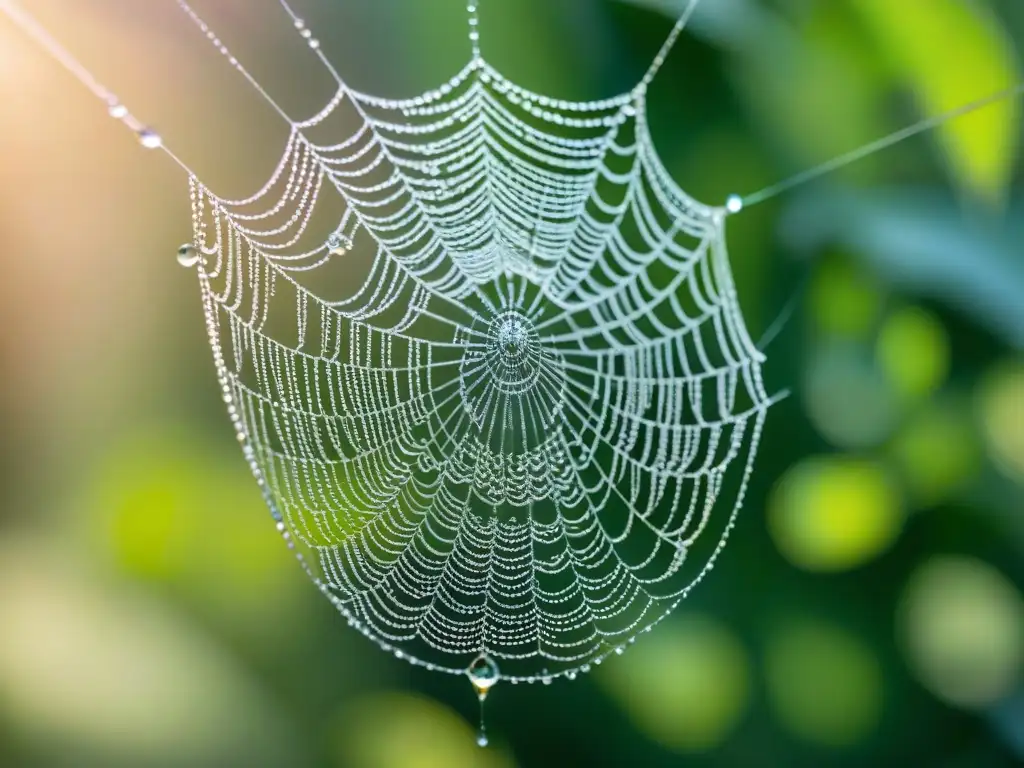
top-left (1, 0), bottom-right (1023, 766)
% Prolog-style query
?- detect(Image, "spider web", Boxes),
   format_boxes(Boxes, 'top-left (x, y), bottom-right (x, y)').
top-left (2, 0), bottom-right (1022, 693)
top-left (182, 0), bottom-right (777, 683)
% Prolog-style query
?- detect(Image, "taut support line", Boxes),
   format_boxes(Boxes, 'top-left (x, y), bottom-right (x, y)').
top-left (738, 80), bottom-right (1024, 209)
top-left (0, 0), bottom-right (198, 179)
top-left (637, 0), bottom-right (704, 92)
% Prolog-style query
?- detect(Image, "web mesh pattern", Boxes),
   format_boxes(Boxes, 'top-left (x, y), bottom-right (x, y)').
top-left (187, 7), bottom-right (775, 682)
top-left (4, 0), bottom-right (1021, 691)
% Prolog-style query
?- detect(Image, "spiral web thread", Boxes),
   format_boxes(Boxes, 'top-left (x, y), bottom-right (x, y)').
top-left (175, 0), bottom-right (784, 683)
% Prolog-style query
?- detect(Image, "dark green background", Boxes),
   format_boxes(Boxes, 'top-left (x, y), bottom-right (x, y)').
top-left (0, 1), bottom-right (1022, 766)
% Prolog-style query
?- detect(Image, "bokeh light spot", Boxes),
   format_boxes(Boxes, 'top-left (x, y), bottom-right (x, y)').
top-left (333, 693), bottom-right (514, 768)
top-left (976, 361), bottom-right (1024, 483)
top-left (0, 538), bottom-right (294, 766)
top-left (804, 343), bottom-right (900, 449)
top-left (597, 613), bottom-right (750, 752)
top-left (889, 400), bottom-right (980, 508)
top-left (769, 456), bottom-right (902, 571)
top-left (765, 618), bottom-right (884, 747)
top-left (82, 427), bottom-right (305, 638)
top-left (876, 306), bottom-right (950, 400)
top-left (898, 556), bottom-right (1024, 708)
top-left (809, 255), bottom-right (883, 339)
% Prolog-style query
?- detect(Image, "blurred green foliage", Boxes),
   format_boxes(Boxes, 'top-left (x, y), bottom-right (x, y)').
top-left (1, 0), bottom-right (1023, 766)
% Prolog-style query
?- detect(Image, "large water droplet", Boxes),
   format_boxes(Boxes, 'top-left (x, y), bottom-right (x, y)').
top-left (176, 243), bottom-right (201, 268)
top-left (476, 733), bottom-right (488, 748)
top-left (467, 652), bottom-right (500, 698)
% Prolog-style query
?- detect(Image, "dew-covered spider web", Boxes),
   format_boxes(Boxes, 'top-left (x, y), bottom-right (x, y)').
top-left (3, 0), bottom-right (1023, 745)
top-left (180, 0), bottom-right (779, 687)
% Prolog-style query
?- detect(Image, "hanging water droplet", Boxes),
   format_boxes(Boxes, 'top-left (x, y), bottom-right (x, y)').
top-left (108, 102), bottom-right (128, 119)
top-left (614, 646), bottom-right (625, 655)
top-left (468, 653), bottom-right (498, 749)
top-left (725, 194), bottom-right (744, 214)
top-left (176, 243), bottom-right (201, 267)
top-left (467, 652), bottom-right (500, 698)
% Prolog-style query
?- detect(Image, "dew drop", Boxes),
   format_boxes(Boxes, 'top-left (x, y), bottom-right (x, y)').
top-left (176, 243), bottom-right (201, 267)
top-left (328, 232), bottom-right (352, 254)
top-left (726, 194), bottom-right (744, 214)
top-left (468, 652), bottom-right (500, 697)
top-left (138, 129), bottom-right (162, 149)
top-left (108, 103), bottom-right (128, 119)
top-left (476, 732), bottom-right (488, 748)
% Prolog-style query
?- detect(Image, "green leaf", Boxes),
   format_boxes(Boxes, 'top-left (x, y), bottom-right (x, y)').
top-left (850, 0), bottom-right (1021, 203)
